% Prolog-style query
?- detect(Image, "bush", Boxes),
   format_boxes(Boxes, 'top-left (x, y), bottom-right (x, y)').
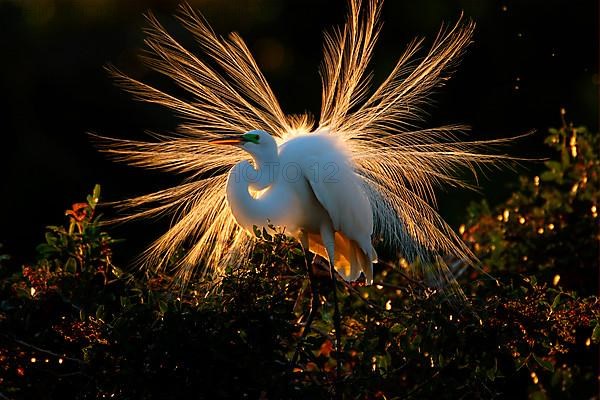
top-left (0, 121), bottom-right (598, 399)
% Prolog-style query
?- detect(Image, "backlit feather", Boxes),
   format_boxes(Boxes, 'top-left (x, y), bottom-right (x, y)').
top-left (98, 0), bottom-right (512, 290)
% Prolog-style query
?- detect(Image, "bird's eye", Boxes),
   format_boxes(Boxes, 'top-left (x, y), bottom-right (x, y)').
top-left (253, 134), bottom-right (260, 141)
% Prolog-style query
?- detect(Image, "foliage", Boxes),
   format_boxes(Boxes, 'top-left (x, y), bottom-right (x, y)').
top-left (461, 121), bottom-right (599, 295)
top-left (0, 122), bottom-right (598, 399)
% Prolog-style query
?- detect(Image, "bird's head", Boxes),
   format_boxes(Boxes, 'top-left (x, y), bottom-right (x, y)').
top-left (209, 130), bottom-right (277, 161)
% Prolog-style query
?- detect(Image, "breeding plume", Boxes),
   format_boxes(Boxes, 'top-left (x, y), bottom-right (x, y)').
top-left (100, 1), bottom-right (508, 289)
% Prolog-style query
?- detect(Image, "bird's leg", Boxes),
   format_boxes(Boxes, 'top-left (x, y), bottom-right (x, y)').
top-left (328, 259), bottom-right (342, 379)
top-left (291, 233), bottom-right (320, 367)
top-left (320, 225), bottom-right (342, 386)
top-left (299, 232), bottom-right (320, 336)
top-left (302, 250), bottom-right (320, 336)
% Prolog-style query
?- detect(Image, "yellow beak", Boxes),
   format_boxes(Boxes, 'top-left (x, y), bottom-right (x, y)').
top-left (208, 137), bottom-right (244, 145)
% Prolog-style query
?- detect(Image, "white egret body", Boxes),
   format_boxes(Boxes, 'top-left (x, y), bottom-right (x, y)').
top-left (218, 130), bottom-right (377, 283)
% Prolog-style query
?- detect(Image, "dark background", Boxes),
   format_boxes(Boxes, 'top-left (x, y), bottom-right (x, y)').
top-left (1, 0), bottom-right (597, 267)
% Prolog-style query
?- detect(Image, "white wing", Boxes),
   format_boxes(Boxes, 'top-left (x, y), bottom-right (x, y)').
top-left (280, 133), bottom-right (377, 282)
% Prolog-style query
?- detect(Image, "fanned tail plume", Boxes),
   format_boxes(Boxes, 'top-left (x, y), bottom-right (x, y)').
top-left (100, 1), bottom-right (516, 293)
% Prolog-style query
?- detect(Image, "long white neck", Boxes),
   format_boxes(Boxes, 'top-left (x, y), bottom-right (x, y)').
top-left (247, 149), bottom-right (279, 191)
top-left (225, 156), bottom-right (278, 232)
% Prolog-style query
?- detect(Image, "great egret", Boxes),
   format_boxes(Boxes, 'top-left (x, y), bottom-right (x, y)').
top-left (209, 130), bottom-right (377, 283)
top-left (98, 0), bottom-right (512, 362)
top-left (208, 129), bottom-right (378, 359)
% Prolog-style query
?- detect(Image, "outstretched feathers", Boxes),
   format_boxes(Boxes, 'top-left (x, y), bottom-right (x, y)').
top-left (97, 0), bottom-right (511, 289)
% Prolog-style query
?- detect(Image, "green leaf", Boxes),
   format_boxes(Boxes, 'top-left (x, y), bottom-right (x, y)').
top-left (530, 391), bottom-right (548, 400)
top-left (539, 171), bottom-right (556, 182)
top-left (96, 305), bottom-right (105, 320)
top-left (438, 353), bottom-right (445, 368)
top-left (82, 345), bottom-right (93, 363)
top-left (561, 146), bottom-right (570, 166)
top-left (87, 184), bottom-right (101, 209)
top-left (112, 265), bottom-right (123, 278)
top-left (65, 257), bottom-right (78, 274)
top-left (486, 357), bottom-right (498, 381)
top-left (376, 354), bottom-right (390, 373)
top-left (45, 232), bottom-right (57, 245)
top-left (159, 300), bottom-right (169, 314)
top-left (544, 160), bottom-right (562, 172)
top-left (390, 323), bottom-right (404, 334)
top-left (93, 184), bottom-right (101, 201)
top-left (412, 334), bottom-right (422, 345)
top-left (36, 243), bottom-right (57, 257)
top-left (592, 323), bottom-right (600, 344)
top-left (527, 275), bottom-right (537, 287)
top-left (551, 294), bottom-right (561, 310)
top-left (533, 354), bottom-right (554, 372)
top-left (262, 227), bottom-right (272, 241)
top-left (486, 367), bottom-right (496, 381)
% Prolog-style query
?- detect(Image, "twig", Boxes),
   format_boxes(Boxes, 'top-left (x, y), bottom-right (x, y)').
top-left (377, 260), bottom-right (429, 290)
top-left (341, 280), bottom-right (386, 312)
top-left (0, 391), bottom-right (13, 400)
top-left (405, 370), bottom-right (441, 399)
top-left (6, 335), bottom-right (85, 365)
